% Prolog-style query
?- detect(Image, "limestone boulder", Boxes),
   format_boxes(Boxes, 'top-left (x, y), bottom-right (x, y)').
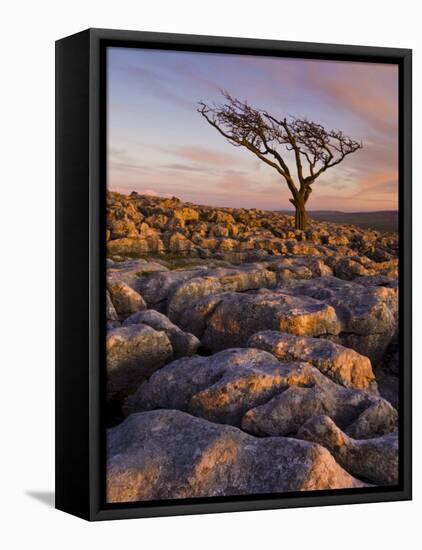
top-left (144, 213), bottom-right (169, 230)
top-left (354, 274), bottom-right (398, 289)
top-left (167, 276), bottom-right (224, 323)
top-left (108, 218), bottom-right (140, 239)
top-left (166, 232), bottom-right (194, 254)
top-left (174, 207), bottom-right (200, 223)
top-left (177, 293), bottom-right (225, 339)
top-left (107, 235), bottom-right (164, 256)
top-left (279, 276), bottom-right (397, 336)
top-left (345, 399), bottom-right (399, 439)
top-left (267, 256), bottom-right (332, 282)
top-left (241, 366), bottom-right (397, 439)
top-left (106, 324), bottom-right (172, 401)
top-left (124, 348), bottom-right (283, 423)
top-left (106, 290), bottom-right (120, 329)
top-left (123, 309), bottom-right (200, 358)
top-left (107, 281), bottom-right (146, 318)
top-left (107, 410), bottom-right (365, 502)
top-left (125, 348), bottom-right (397, 439)
top-left (332, 257), bottom-right (373, 280)
top-left (200, 290), bottom-right (341, 352)
top-left (286, 240), bottom-right (322, 256)
top-left (136, 268), bottom-right (206, 307)
top-left (107, 258), bottom-right (169, 291)
top-left (247, 331), bottom-right (376, 391)
top-left (297, 415), bottom-right (398, 485)
top-left (208, 210), bottom-right (235, 224)
top-left (279, 276), bottom-right (397, 363)
top-left (167, 264), bottom-right (276, 323)
top-left (134, 262), bottom-right (277, 318)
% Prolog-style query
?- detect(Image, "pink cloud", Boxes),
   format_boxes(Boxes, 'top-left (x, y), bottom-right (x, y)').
top-left (308, 168), bottom-right (398, 211)
top-left (172, 146), bottom-right (236, 167)
top-left (307, 62), bottom-right (398, 136)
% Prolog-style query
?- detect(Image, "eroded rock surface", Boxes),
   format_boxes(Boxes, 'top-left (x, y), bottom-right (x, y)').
top-left (107, 258), bottom-right (169, 290)
top-left (247, 331), bottom-right (376, 391)
top-left (199, 291), bottom-right (341, 352)
top-left (105, 192), bottom-right (400, 491)
top-left (107, 410), bottom-right (365, 502)
top-left (127, 270), bottom-right (397, 365)
top-left (133, 263), bottom-right (277, 315)
top-left (123, 309), bottom-right (200, 358)
top-left (268, 256), bottom-right (333, 282)
top-left (107, 281), bottom-right (146, 319)
top-left (297, 415), bottom-right (398, 485)
top-left (278, 277), bottom-right (398, 363)
top-left (107, 191), bottom-right (398, 264)
top-left (107, 324), bottom-right (172, 401)
top-left (106, 290), bottom-right (120, 329)
top-left (125, 348), bottom-right (397, 438)
top-left (241, 367), bottom-right (397, 438)
top-left (125, 348), bottom-right (283, 424)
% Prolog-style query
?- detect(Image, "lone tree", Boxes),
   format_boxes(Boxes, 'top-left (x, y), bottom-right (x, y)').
top-left (198, 92), bottom-right (362, 230)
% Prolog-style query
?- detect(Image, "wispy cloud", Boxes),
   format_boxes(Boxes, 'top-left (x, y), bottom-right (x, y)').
top-left (306, 62), bottom-right (398, 136)
top-left (170, 146), bottom-right (237, 166)
top-left (114, 62), bottom-right (195, 111)
top-left (107, 49), bottom-right (399, 211)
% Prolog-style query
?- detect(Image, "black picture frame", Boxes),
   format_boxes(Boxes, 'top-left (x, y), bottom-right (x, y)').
top-left (55, 28), bottom-right (412, 521)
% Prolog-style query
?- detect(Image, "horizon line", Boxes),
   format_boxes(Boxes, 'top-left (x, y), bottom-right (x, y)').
top-left (108, 189), bottom-right (398, 214)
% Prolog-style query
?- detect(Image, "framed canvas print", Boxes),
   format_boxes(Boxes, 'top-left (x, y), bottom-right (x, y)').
top-left (55, 28), bottom-right (412, 521)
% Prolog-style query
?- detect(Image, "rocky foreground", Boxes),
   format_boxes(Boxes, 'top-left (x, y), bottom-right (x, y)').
top-left (106, 191), bottom-right (399, 503)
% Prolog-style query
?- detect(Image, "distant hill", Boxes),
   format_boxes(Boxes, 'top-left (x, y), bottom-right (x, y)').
top-left (278, 210), bottom-right (398, 233)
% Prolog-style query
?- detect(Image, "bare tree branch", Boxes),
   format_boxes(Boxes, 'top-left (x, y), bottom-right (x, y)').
top-left (197, 91), bottom-right (362, 230)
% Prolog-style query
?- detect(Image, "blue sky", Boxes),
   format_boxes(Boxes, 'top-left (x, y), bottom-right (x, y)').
top-left (107, 47), bottom-right (398, 212)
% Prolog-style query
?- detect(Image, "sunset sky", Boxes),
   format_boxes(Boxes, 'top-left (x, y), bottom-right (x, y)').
top-left (107, 47), bottom-right (398, 212)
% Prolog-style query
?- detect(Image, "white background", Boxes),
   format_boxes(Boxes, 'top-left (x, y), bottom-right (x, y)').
top-left (1, 1), bottom-right (419, 548)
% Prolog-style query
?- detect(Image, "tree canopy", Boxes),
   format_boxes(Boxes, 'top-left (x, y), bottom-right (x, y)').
top-left (198, 91), bottom-right (362, 230)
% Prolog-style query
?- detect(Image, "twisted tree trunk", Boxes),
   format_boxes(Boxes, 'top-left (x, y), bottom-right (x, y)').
top-left (294, 202), bottom-right (308, 230)
top-left (290, 194), bottom-right (308, 230)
